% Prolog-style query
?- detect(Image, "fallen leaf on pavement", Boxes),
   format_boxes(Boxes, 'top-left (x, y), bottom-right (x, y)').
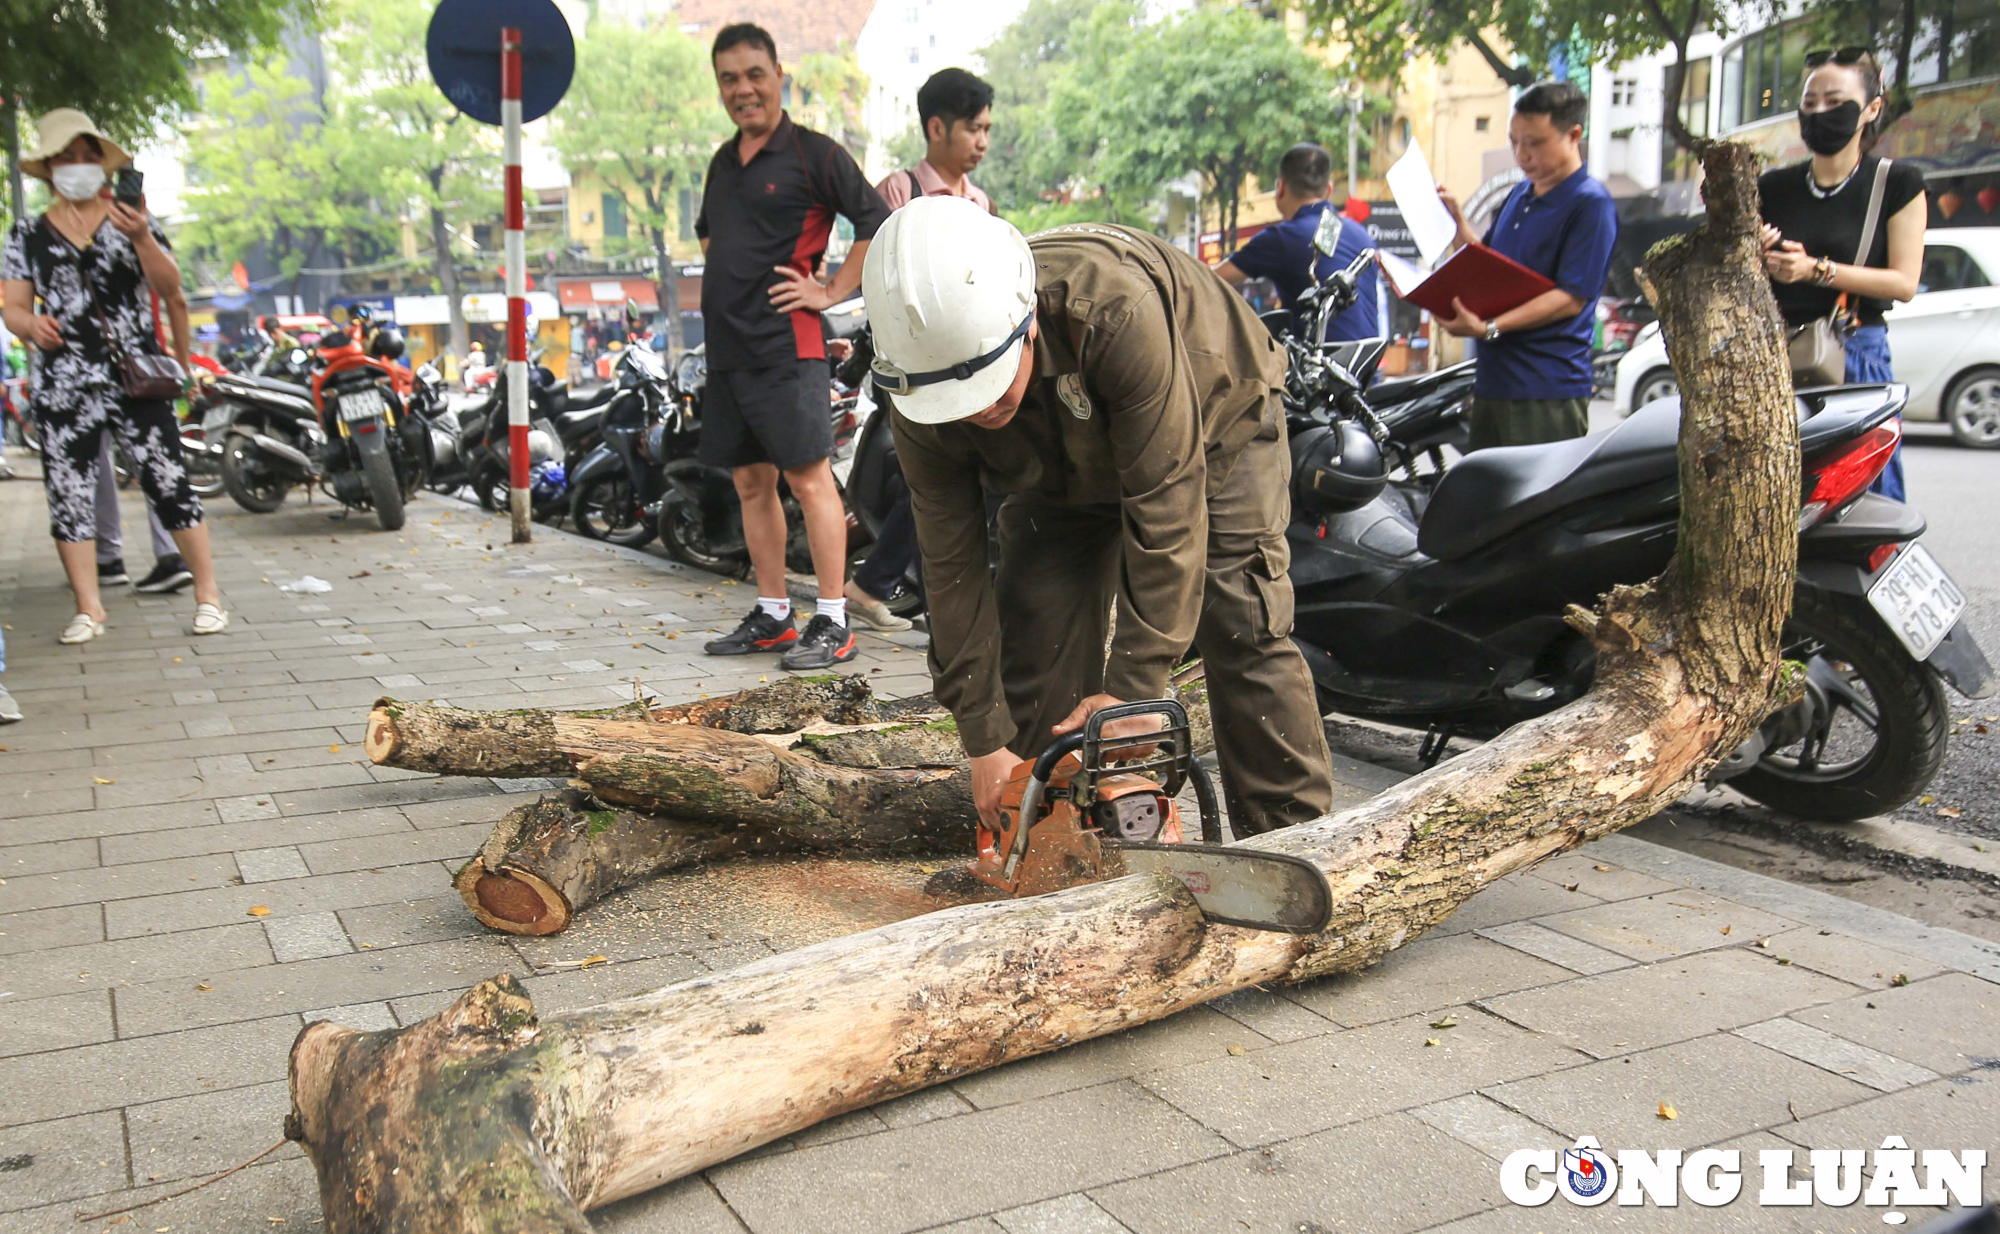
top-left (1719, 925), bottom-right (1731, 935)
top-left (1226, 1044), bottom-right (1246, 1056)
top-left (1891, 973), bottom-right (1909, 986)
top-left (1658, 1101), bottom-right (1678, 1120)
top-left (1937, 806), bottom-right (1962, 818)
top-left (247, 906), bottom-right (271, 917)
top-left (1424, 1037), bottom-right (1441, 1047)
top-left (196, 983), bottom-right (213, 991)
top-left (1430, 1015), bottom-right (1458, 1029)
top-left (1593, 864), bottom-right (1611, 872)
top-left (94, 777), bottom-right (114, 784)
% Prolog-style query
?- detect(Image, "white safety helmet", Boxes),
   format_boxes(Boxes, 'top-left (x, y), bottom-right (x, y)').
top-left (862, 196), bottom-right (1038, 425)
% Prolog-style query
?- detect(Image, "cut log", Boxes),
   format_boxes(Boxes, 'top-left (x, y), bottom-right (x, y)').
top-left (296, 141), bottom-right (1795, 1234)
top-left (383, 674), bottom-right (1208, 936)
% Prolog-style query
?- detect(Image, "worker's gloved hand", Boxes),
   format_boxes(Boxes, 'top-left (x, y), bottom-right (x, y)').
top-left (1052, 694), bottom-right (1163, 761)
top-left (969, 747), bottom-right (1020, 832)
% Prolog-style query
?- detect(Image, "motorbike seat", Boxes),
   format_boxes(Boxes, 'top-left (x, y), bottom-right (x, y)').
top-left (554, 405), bottom-right (606, 439)
top-left (1367, 359), bottom-right (1475, 408)
top-left (215, 377), bottom-right (318, 420)
top-left (1417, 397), bottom-right (1683, 561)
top-left (564, 381), bottom-right (616, 411)
top-left (230, 373), bottom-right (312, 396)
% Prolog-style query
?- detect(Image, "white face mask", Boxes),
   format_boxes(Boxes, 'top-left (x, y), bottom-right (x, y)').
top-left (50, 163), bottom-right (106, 202)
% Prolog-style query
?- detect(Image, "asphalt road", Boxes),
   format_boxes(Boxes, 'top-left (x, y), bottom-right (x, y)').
top-left (1892, 424), bottom-right (1999, 839)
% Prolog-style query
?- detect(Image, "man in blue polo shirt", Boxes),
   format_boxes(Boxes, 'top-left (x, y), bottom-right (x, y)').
top-left (1437, 80), bottom-right (1617, 450)
top-left (1217, 142), bottom-right (1380, 342)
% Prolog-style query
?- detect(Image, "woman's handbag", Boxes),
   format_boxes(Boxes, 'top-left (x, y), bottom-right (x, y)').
top-left (88, 296), bottom-right (186, 401)
top-left (1787, 158), bottom-right (1892, 387)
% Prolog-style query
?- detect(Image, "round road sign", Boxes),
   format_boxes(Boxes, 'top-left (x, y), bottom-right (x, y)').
top-left (426, 0), bottom-right (576, 126)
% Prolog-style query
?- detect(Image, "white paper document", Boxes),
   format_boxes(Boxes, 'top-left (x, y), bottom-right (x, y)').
top-left (1384, 141), bottom-right (1459, 270)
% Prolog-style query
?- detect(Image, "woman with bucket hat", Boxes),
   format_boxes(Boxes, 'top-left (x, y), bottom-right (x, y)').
top-left (0, 109), bottom-right (227, 642)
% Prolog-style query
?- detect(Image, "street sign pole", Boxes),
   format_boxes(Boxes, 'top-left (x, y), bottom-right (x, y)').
top-left (502, 25), bottom-right (531, 543)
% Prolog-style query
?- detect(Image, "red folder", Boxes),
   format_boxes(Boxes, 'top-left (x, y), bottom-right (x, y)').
top-left (1378, 243), bottom-right (1556, 321)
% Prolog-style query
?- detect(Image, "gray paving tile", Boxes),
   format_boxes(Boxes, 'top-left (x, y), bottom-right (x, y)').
top-left (1408, 1092), bottom-right (1568, 1162)
top-left (102, 863), bottom-right (446, 940)
top-left (874, 1085), bottom-right (977, 1130)
top-left (996, 1193), bottom-right (1132, 1234)
top-left (711, 1082), bottom-right (1226, 1234)
top-left (1206, 988), bottom-right (1340, 1043)
top-left (0, 1155), bottom-right (321, 1233)
top-left (1771, 1073), bottom-right (2000, 1164)
top-left (0, 1013), bottom-right (301, 1123)
top-left (956, 1006), bottom-right (1275, 1110)
top-left (0, 1110), bottom-right (128, 1212)
top-left (124, 1079), bottom-right (301, 1186)
top-left (594, 1175), bottom-right (750, 1234)
top-left (100, 806), bottom-right (409, 866)
top-left (1475, 948), bottom-right (1862, 1059)
top-left (1734, 1016), bottom-right (1942, 1092)
top-left (0, 903), bottom-right (103, 956)
top-left (1139, 1003), bottom-right (1583, 1149)
top-left (1534, 889), bottom-right (1801, 963)
top-left (1287, 932), bottom-right (1578, 1028)
top-left (114, 934), bottom-right (517, 1036)
top-left (215, 792), bottom-right (282, 823)
top-left (236, 845), bottom-right (311, 883)
top-left (298, 821), bottom-right (489, 875)
top-left (1752, 926), bottom-right (1952, 991)
top-left (0, 854), bottom-right (239, 915)
top-left (1786, 973), bottom-right (2000, 1075)
top-left (262, 909), bottom-right (353, 963)
top-left (1483, 1031), bottom-right (1876, 1153)
top-left (1428, 870), bottom-right (1605, 937)
top-left (1474, 920), bottom-right (1635, 975)
top-left (1090, 1111), bottom-right (1501, 1234)
top-left (0, 989), bottom-right (114, 1056)
top-left (0, 838), bottom-right (98, 879)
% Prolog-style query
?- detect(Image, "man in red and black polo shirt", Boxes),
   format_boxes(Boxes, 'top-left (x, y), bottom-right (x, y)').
top-left (695, 22), bottom-right (890, 671)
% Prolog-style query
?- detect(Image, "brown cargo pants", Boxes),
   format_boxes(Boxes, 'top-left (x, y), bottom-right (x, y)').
top-left (992, 407), bottom-right (1334, 834)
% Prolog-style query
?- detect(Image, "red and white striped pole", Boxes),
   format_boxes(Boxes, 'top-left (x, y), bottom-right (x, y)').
top-left (502, 25), bottom-right (531, 543)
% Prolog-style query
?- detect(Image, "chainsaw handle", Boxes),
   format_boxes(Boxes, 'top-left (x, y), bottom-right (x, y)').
top-left (1003, 735), bottom-right (1085, 881)
top-left (1029, 732), bottom-right (1089, 786)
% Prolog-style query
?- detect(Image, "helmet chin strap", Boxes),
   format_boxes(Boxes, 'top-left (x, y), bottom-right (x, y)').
top-left (872, 310), bottom-right (1035, 396)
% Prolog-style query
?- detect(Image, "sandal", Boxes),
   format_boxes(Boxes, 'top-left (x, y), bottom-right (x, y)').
top-left (60, 613), bottom-right (107, 644)
top-left (192, 602), bottom-right (230, 636)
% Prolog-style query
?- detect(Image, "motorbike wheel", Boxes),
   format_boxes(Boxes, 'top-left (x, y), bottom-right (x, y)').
top-left (362, 446), bottom-right (406, 532)
top-left (181, 434), bottom-right (225, 498)
top-left (1730, 587), bottom-right (1950, 823)
top-left (571, 475), bottom-right (657, 548)
top-left (472, 461), bottom-right (506, 513)
top-left (659, 496), bottom-right (747, 575)
top-left (220, 436), bottom-right (290, 513)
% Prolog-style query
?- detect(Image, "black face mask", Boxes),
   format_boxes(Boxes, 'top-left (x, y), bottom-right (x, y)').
top-left (1798, 100), bottom-right (1864, 156)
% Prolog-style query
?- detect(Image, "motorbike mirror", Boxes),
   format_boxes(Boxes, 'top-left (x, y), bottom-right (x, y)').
top-left (1312, 208), bottom-right (1345, 259)
top-left (290, 348), bottom-right (309, 367)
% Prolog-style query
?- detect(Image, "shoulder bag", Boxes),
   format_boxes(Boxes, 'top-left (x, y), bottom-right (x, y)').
top-left (1788, 158), bottom-right (1892, 387)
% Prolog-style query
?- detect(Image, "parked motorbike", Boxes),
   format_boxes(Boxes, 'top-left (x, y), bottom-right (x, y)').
top-left (219, 315), bottom-right (430, 531)
top-left (468, 352), bottom-right (616, 520)
top-left (1277, 223), bottom-right (1995, 823)
top-left (654, 340), bottom-right (864, 575)
top-left (567, 345), bottom-right (693, 547)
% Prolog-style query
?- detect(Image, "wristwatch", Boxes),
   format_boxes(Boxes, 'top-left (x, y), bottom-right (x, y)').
top-left (1484, 320), bottom-right (1502, 342)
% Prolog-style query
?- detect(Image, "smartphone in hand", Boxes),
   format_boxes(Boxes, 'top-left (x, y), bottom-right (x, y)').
top-left (114, 166), bottom-right (144, 209)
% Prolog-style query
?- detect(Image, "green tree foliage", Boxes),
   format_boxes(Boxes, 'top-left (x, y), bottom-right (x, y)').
top-left (180, 59), bottom-right (396, 294)
top-left (1078, 6), bottom-right (1348, 251)
top-left (0, 0), bottom-right (311, 221)
top-left (975, 0), bottom-right (1138, 217)
top-left (792, 45), bottom-right (870, 156)
top-left (549, 21), bottom-right (728, 355)
top-left (322, 0), bottom-right (496, 359)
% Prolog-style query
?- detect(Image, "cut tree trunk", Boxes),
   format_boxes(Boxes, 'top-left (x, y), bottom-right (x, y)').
top-left (296, 140), bottom-right (1794, 1234)
top-left (371, 674), bottom-right (1212, 934)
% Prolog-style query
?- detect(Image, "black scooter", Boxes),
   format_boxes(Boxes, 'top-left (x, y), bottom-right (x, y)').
top-left (567, 346), bottom-right (694, 547)
top-left (1279, 231), bottom-right (1994, 823)
top-left (468, 353), bottom-right (617, 517)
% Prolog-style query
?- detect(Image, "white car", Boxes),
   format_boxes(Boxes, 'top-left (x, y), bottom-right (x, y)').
top-left (1613, 226), bottom-right (2000, 448)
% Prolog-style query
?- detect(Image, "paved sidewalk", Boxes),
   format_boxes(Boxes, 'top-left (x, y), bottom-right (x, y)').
top-left (1, 467), bottom-right (1995, 1234)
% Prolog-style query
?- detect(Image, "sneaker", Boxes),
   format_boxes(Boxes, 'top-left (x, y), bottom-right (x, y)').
top-left (0, 684), bottom-right (21, 723)
top-left (703, 605), bottom-right (798, 656)
top-left (779, 614), bottom-right (859, 671)
top-left (97, 558), bottom-right (129, 586)
top-left (843, 580), bottom-right (913, 632)
top-left (134, 557), bottom-right (194, 593)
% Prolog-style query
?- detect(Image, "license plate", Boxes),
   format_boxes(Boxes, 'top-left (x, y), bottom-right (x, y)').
top-left (339, 388), bottom-right (388, 423)
top-left (1866, 544), bottom-right (1966, 661)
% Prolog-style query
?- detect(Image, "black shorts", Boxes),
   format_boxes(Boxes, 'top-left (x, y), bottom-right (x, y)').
top-left (697, 359), bottom-right (833, 471)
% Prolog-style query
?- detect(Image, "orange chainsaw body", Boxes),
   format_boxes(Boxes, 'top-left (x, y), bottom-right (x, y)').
top-left (968, 752), bottom-right (1185, 898)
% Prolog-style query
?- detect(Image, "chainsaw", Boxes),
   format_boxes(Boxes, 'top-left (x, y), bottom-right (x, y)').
top-left (967, 699), bottom-right (1332, 933)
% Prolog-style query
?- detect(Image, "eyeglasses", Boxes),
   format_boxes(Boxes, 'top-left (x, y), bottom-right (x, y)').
top-left (1803, 46), bottom-right (1872, 67)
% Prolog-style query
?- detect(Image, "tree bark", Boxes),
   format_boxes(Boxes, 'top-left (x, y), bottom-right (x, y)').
top-left (294, 140), bottom-right (1796, 1234)
top-left (429, 188), bottom-right (468, 362)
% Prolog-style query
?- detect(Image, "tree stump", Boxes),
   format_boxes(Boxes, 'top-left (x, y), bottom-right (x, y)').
top-left (298, 140), bottom-right (1795, 1234)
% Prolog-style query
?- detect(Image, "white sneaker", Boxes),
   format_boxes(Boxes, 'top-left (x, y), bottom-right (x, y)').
top-left (0, 684), bottom-right (21, 723)
top-left (59, 613), bottom-right (106, 644)
top-left (192, 603), bottom-right (230, 635)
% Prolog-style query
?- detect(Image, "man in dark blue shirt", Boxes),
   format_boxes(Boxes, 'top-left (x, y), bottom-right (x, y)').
top-left (1217, 143), bottom-right (1380, 342)
top-left (1436, 80), bottom-right (1617, 450)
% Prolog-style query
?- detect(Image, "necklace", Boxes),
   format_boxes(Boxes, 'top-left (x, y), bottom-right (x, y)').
top-left (1806, 159), bottom-right (1861, 199)
top-left (54, 196), bottom-right (104, 247)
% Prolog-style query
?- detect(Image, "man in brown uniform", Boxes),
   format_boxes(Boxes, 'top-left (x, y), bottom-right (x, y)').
top-left (862, 199), bottom-right (1333, 835)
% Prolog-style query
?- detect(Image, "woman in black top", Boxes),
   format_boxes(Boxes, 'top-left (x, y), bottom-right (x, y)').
top-left (0, 110), bottom-right (228, 641)
top-left (1757, 49), bottom-right (1926, 500)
